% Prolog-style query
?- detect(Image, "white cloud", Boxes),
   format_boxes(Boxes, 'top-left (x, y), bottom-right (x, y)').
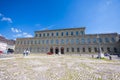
top-left (13, 32), bottom-right (33, 38)
top-left (11, 28), bottom-right (21, 33)
top-left (1, 17), bottom-right (12, 23)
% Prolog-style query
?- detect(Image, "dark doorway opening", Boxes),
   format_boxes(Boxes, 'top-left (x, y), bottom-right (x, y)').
top-left (55, 47), bottom-right (59, 54)
top-left (61, 47), bottom-right (64, 54)
top-left (50, 47), bottom-right (53, 53)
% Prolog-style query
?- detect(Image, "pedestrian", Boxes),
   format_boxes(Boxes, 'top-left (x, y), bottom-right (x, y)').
top-left (109, 55), bottom-right (112, 60)
top-left (23, 49), bottom-right (26, 56)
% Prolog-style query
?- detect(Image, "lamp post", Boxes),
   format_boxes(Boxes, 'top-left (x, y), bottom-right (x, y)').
top-left (97, 34), bottom-right (104, 58)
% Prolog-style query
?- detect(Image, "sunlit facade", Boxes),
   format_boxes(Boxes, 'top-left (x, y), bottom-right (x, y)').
top-left (15, 27), bottom-right (120, 54)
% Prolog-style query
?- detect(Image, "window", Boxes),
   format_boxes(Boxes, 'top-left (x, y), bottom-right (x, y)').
top-left (76, 31), bottom-right (79, 36)
top-left (39, 34), bottom-right (41, 37)
top-left (81, 38), bottom-right (85, 44)
top-left (24, 41), bottom-right (26, 44)
top-left (101, 47), bottom-right (104, 51)
top-left (34, 40), bottom-right (37, 44)
top-left (111, 37), bottom-right (115, 42)
top-left (21, 41), bottom-right (22, 44)
top-left (88, 48), bottom-right (91, 52)
top-left (27, 41), bottom-right (29, 44)
top-left (43, 33), bottom-right (45, 37)
top-left (114, 47), bottom-right (117, 53)
top-left (47, 33), bottom-right (49, 37)
top-left (105, 38), bottom-right (109, 43)
top-left (51, 33), bottom-right (54, 36)
top-left (67, 48), bottom-right (69, 52)
top-left (42, 40), bottom-right (44, 44)
top-left (56, 39), bottom-right (59, 44)
top-left (77, 48), bottom-right (80, 52)
top-left (38, 40), bottom-right (41, 44)
top-left (61, 32), bottom-right (64, 36)
top-left (66, 39), bottom-right (69, 44)
top-left (76, 39), bottom-right (79, 44)
top-left (87, 38), bottom-right (91, 44)
top-left (46, 40), bottom-right (49, 44)
top-left (93, 38), bottom-right (97, 43)
top-left (94, 47), bottom-right (97, 52)
top-left (51, 39), bottom-right (54, 44)
top-left (72, 48), bottom-right (74, 52)
top-left (107, 47), bottom-right (111, 52)
top-left (99, 38), bottom-right (102, 43)
top-left (61, 39), bottom-right (64, 44)
top-left (83, 48), bottom-right (85, 52)
top-left (56, 32), bottom-right (59, 36)
top-left (35, 34), bottom-right (38, 37)
top-left (71, 39), bottom-right (74, 44)
top-left (80, 31), bottom-right (84, 35)
top-left (66, 32), bottom-right (68, 36)
top-left (71, 32), bottom-right (73, 36)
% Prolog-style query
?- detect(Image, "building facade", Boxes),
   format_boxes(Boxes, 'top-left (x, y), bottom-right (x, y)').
top-left (0, 36), bottom-right (15, 52)
top-left (15, 27), bottom-right (120, 54)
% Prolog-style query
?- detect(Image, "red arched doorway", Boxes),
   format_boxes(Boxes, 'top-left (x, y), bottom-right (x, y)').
top-left (50, 47), bottom-right (53, 53)
top-left (61, 47), bottom-right (64, 54)
top-left (55, 47), bottom-right (59, 54)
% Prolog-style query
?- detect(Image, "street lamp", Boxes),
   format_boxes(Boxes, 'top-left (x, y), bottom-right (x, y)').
top-left (97, 34), bottom-right (104, 58)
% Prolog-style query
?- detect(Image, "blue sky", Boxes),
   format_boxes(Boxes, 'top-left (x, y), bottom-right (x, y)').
top-left (0, 0), bottom-right (120, 40)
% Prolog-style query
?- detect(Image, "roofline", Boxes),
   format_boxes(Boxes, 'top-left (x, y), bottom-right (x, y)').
top-left (35, 27), bottom-right (86, 33)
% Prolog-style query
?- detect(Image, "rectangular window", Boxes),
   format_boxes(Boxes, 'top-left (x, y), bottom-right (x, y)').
top-left (47, 33), bottom-right (49, 37)
top-left (83, 48), bottom-right (85, 52)
top-left (39, 34), bottom-right (41, 37)
top-left (61, 32), bottom-right (64, 36)
top-left (71, 32), bottom-right (73, 36)
top-left (66, 32), bottom-right (68, 36)
top-left (88, 48), bottom-right (91, 52)
top-left (76, 31), bottom-right (79, 36)
top-left (77, 48), bottom-right (80, 52)
top-left (51, 33), bottom-right (54, 36)
top-left (67, 48), bottom-right (69, 52)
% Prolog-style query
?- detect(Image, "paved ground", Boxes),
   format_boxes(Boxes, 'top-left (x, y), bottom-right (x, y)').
top-left (0, 54), bottom-right (120, 80)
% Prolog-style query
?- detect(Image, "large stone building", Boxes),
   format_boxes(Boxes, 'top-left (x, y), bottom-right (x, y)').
top-left (15, 27), bottom-right (120, 54)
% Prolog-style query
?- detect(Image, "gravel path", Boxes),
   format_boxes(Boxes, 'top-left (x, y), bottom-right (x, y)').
top-left (0, 54), bottom-right (120, 80)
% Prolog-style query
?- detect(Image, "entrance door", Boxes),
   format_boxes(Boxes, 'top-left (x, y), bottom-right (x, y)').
top-left (61, 47), bottom-right (64, 54)
top-left (55, 47), bottom-right (59, 54)
top-left (50, 47), bottom-right (53, 53)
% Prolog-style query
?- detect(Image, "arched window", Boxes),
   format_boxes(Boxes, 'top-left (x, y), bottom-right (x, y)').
top-left (66, 39), bottom-right (69, 44)
top-left (93, 38), bottom-right (97, 43)
top-left (81, 38), bottom-right (85, 44)
top-left (87, 38), bottom-right (91, 44)
top-left (61, 39), bottom-right (64, 44)
top-left (46, 40), bottom-right (49, 44)
top-left (76, 39), bottom-right (79, 44)
top-left (51, 39), bottom-right (54, 44)
top-left (71, 39), bottom-right (74, 44)
top-left (56, 39), bottom-right (59, 44)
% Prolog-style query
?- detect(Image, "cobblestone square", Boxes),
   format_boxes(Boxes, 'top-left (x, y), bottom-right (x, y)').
top-left (0, 54), bottom-right (120, 80)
